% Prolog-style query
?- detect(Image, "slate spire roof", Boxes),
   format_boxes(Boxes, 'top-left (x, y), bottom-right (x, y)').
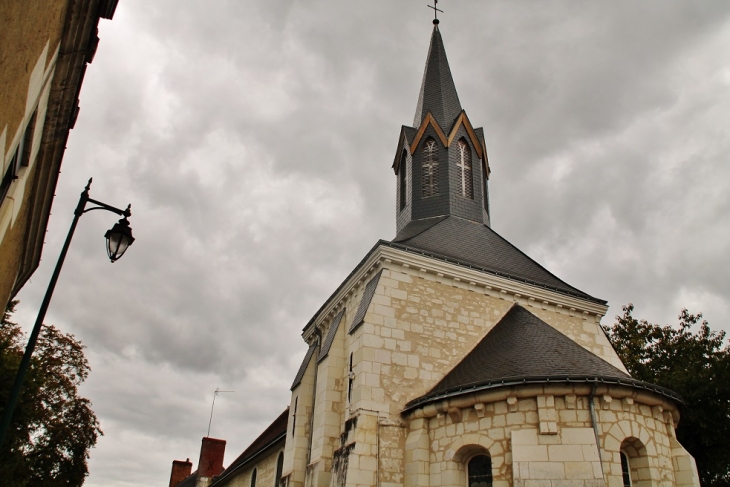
top-left (413, 25), bottom-right (462, 131)
top-left (405, 305), bottom-right (681, 411)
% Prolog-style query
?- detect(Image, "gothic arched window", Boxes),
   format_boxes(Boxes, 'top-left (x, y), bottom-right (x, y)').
top-left (467, 455), bottom-right (492, 487)
top-left (457, 138), bottom-right (473, 199)
top-left (275, 452), bottom-right (284, 487)
top-left (399, 149), bottom-right (408, 210)
top-left (251, 468), bottom-right (257, 487)
top-left (421, 138), bottom-right (439, 197)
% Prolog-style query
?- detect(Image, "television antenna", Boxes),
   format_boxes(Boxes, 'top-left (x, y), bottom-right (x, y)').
top-left (207, 387), bottom-right (234, 437)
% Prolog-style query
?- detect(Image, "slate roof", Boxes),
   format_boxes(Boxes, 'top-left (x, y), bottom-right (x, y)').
top-left (318, 307), bottom-right (345, 363)
top-left (393, 215), bottom-right (604, 303)
top-left (211, 408), bottom-right (289, 486)
top-left (291, 343), bottom-right (316, 390)
top-left (405, 305), bottom-right (681, 411)
top-left (413, 25), bottom-right (462, 132)
top-left (349, 270), bottom-right (383, 333)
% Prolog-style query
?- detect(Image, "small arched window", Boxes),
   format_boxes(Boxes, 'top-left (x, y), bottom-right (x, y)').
top-left (467, 455), bottom-right (492, 487)
top-left (399, 149), bottom-right (408, 210)
top-left (275, 452), bottom-right (284, 487)
top-left (422, 138), bottom-right (439, 197)
top-left (620, 451), bottom-right (631, 487)
top-left (250, 468), bottom-right (257, 487)
top-left (457, 139), bottom-right (473, 199)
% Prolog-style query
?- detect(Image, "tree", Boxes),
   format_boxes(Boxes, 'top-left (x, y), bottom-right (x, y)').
top-left (604, 304), bottom-right (730, 487)
top-left (0, 301), bottom-right (102, 487)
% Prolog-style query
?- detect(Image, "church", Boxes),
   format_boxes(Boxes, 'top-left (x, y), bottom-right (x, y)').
top-left (169, 18), bottom-right (701, 487)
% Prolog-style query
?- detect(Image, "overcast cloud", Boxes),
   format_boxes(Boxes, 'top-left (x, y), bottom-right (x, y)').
top-left (12, 1), bottom-right (730, 486)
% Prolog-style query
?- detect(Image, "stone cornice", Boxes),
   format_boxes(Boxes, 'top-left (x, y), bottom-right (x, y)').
top-left (302, 242), bottom-right (608, 342)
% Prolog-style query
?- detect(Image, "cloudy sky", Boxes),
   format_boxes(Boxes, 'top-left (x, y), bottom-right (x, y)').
top-left (13, 1), bottom-right (730, 485)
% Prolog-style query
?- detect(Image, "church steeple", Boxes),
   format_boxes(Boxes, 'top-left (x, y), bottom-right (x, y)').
top-left (413, 25), bottom-right (462, 132)
top-left (393, 23), bottom-right (491, 237)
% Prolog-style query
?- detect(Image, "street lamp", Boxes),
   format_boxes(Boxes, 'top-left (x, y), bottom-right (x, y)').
top-left (0, 178), bottom-right (135, 447)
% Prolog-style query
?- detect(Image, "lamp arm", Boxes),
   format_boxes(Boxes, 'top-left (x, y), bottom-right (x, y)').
top-left (84, 198), bottom-right (131, 217)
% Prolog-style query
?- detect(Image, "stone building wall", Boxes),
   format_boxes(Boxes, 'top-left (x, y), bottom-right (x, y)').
top-left (401, 384), bottom-right (699, 487)
top-left (347, 263), bottom-right (624, 420)
top-left (221, 449), bottom-right (283, 487)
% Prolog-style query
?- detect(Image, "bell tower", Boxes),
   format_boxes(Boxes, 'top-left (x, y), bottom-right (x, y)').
top-left (393, 21), bottom-right (491, 237)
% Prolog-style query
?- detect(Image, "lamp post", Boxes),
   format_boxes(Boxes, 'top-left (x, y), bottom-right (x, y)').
top-left (0, 178), bottom-right (135, 447)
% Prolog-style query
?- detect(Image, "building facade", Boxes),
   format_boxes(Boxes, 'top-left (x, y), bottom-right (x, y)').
top-left (0, 0), bottom-right (118, 309)
top-left (170, 20), bottom-right (701, 487)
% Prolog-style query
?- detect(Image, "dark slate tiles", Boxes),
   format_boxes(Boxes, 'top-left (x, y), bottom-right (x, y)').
top-left (413, 26), bottom-right (462, 132)
top-left (392, 215), bottom-right (602, 303)
top-left (290, 343), bottom-right (316, 390)
top-left (318, 307), bottom-right (345, 363)
top-left (349, 270), bottom-right (384, 334)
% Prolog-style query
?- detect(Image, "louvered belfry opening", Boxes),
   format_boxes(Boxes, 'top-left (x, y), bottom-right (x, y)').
top-left (457, 138), bottom-right (473, 199)
top-left (421, 138), bottom-right (439, 198)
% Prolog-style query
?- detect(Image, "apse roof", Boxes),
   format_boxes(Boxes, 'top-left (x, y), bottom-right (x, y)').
top-left (405, 305), bottom-right (681, 411)
top-left (393, 215), bottom-right (604, 303)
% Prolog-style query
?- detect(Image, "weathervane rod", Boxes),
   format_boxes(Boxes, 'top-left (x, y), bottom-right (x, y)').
top-left (207, 387), bottom-right (234, 437)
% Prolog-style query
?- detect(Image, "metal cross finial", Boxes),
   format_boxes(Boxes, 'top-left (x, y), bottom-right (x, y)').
top-left (427, 0), bottom-right (443, 24)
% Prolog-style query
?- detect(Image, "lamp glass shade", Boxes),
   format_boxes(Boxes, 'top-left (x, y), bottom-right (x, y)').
top-left (105, 218), bottom-right (135, 262)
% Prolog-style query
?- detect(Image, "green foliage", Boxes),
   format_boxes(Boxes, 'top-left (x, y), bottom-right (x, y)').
top-left (0, 301), bottom-right (102, 487)
top-left (604, 304), bottom-right (730, 487)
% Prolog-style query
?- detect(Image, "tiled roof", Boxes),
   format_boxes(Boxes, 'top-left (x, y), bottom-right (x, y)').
top-left (406, 305), bottom-right (680, 410)
top-left (413, 25), bottom-right (462, 132)
top-left (290, 343), bottom-right (316, 390)
top-left (176, 471), bottom-right (198, 487)
top-left (349, 270), bottom-right (383, 334)
top-left (393, 215), bottom-right (604, 303)
top-left (318, 307), bottom-right (345, 363)
top-left (211, 408), bottom-right (289, 486)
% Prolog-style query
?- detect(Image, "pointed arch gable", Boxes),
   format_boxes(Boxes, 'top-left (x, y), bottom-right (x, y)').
top-left (409, 112), bottom-right (448, 154)
top-left (392, 126), bottom-right (415, 174)
top-left (447, 111), bottom-right (484, 160)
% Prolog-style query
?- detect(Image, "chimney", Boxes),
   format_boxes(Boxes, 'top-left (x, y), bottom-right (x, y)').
top-left (169, 458), bottom-right (193, 487)
top-left (198, 437), bottom-right (226, 478)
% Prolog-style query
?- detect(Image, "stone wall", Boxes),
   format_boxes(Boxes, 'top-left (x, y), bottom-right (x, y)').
top-left (221, 448), bottom-right (283, 487)
top-left (403, 384), bottom-right (698, 487)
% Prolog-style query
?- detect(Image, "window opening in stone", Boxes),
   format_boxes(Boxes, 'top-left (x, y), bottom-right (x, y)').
top-left (620, 451), bottom-right (631, 487)
top-left (251, 468), bottom-right (257, 487)
top-left (292, 397), bottom-right (297, 437)
top-left (468, 455), bottom-right (492, 487)
top-left (399, 149), bottom-right (408, 210)
top-left (275, 452), bottom-right (284, 487)
top-left (457, 139), bottom-right (473, 199)
top-left (422, 138), bottom-right (439, 197)
top-left (20, 110), bottom-right (37, 167)
top-left (348, 352), bottom-right (354, 402)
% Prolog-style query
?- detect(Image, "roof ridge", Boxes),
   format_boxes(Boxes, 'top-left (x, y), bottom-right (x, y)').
top-left (478, 221), bottom-right (598, 300)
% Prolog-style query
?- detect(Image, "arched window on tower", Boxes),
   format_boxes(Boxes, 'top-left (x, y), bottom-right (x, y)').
top-left (457, 138), bottom-right (473, 199)
top-left (467, 454), bottom-right (492, 487)
top-left (422, 138), bottom-right (439, 197)
top-left (399, 149), bottom-right (408, 210)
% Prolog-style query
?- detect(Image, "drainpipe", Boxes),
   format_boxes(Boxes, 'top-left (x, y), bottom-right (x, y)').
top-left (588, 384), bottom-right (605, 478)
top-left (306, 329), bottom-right (322, 465)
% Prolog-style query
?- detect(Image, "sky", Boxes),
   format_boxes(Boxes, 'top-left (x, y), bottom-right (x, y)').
top-left (12, 1), bottom-right (730, 485)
